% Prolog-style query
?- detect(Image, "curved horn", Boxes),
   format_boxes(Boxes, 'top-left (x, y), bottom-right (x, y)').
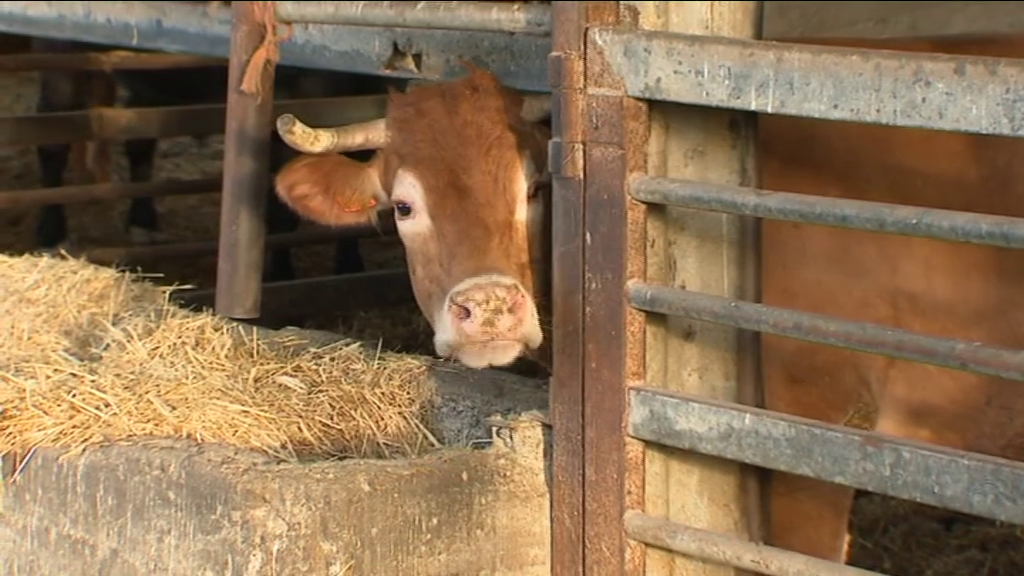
top-left (520, 94), bottom-right (552, 123)
top-left (275, 114), bottom-right (391, 154)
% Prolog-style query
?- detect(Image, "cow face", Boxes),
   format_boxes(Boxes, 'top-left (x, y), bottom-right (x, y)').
top-left (274, 67), bottom-right (551, 369)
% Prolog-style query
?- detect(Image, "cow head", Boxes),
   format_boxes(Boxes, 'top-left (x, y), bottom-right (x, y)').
top-left (274, 66), bottom-right (551, 369)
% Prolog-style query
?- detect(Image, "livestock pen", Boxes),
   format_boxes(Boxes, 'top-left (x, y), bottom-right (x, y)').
top-left (3, 1), bottom-right (1024, 576)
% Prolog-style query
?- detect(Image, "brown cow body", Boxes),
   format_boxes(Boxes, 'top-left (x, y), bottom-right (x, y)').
top-left (274, 34), bottom-right (1024, 567)
top-left (762, 33), bottom-right (1024, 561)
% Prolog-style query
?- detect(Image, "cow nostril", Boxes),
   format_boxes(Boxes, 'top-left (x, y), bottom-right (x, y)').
top-left (452, 303), bottom-right (472, 322)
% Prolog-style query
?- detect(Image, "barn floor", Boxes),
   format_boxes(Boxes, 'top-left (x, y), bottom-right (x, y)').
top-left (1, 62), bottom-right (1022, 574)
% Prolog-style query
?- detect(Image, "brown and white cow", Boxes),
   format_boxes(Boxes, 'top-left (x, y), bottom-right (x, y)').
top-left (274, 65), bottom-right (551, 369)
top-left (273, 36), bottom-right (1024, 568)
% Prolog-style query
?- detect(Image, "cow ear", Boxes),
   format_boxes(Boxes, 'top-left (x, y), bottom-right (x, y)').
top-left (274, 153), bottom-right (388, 227)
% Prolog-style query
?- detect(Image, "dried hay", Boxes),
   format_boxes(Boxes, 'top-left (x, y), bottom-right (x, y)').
top-left (0, 253), bottom-right (438, 464)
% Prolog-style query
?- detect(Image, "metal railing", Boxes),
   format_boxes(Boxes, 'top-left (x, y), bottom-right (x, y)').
top-left (550, 2), bottom-right (1024, 575)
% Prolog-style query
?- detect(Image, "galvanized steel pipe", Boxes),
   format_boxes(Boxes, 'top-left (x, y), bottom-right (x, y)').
top-left (632, 176), bottom-right (1024, 250)
top-left (625, 510), bottom-right (882, 576)
top-left (628, 282), bottom-right (1024, 382)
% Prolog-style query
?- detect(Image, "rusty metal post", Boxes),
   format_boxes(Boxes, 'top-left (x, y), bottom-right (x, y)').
top-left (548, 3), bottom-right (587, 574)
top-left (572, 2), bottom-right (650, 575)
top-left (215, 1), bottom-right (276, 319)
top-left (628, 2), bottom-right (764, 575)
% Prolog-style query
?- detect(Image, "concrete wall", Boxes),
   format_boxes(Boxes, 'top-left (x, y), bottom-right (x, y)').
top-left (1, 420), bottom-right (551, 576)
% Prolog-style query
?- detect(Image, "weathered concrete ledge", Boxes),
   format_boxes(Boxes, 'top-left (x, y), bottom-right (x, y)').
top-left (1, 418), bottom-right (550, 576)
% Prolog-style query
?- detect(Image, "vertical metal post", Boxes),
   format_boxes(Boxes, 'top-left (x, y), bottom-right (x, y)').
top-left (633, 2), bottom-right (763, 575)
top-left (215, 0), bottom-right (276, 319)
top-left (579, 2), bottom-right (648, 575)
top-left (548, 2), bottom-right (586, 574)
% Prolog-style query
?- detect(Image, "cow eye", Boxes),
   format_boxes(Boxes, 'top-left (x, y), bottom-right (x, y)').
top-left (394, 201), bottom-right (413, 219)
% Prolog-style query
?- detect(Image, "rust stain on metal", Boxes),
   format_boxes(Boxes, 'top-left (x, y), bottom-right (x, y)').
top-left (622, 80), bottom-right (651, 576)
top-left (548, 4), bottom-right (588, 576)
top-left (578, 4), bottom-right (648, 574)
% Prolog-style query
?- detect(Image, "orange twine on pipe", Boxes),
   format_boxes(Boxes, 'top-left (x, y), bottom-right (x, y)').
top-left (239, 1), bottom-right (292, 99)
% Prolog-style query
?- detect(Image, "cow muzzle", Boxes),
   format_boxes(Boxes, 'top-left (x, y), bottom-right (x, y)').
top-left (433, 274), bottom-right (543, 369)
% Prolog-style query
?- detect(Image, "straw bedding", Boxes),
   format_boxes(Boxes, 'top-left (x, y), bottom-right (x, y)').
top-left (0, 253), bottom-right (438, 463)
top-left (849, 494), bottom-right (1024, 575)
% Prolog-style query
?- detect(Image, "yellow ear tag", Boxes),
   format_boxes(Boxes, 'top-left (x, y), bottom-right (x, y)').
top-left (341, 197), bottom-right (378, 213)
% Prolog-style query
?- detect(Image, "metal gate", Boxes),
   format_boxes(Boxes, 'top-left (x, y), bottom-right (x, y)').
top-left (548, 2), bottom-right (1024, 575)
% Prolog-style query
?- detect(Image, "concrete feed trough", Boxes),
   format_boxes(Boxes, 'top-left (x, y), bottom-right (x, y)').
top-left (0, 255), bottom-right (552, 575)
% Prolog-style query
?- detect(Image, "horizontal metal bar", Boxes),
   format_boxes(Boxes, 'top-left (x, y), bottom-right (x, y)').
top-left (0, 1), bottom-right (550, 92)
top-left (81, 223), bottom-right (394, 267)
top-left (0, 50), bottom-right (226, 72)
top-left (624, 510), bottom-right (880, 576)
top-left (0, 177), bottom-right (220, 210)
top-left (0, 95), bottom-right (386, 147)
top-left (627, 282), bottom-right (1024, 382)
top-left (589, 27), bottom-right (1024, 137)
top-left (172, 268), bottom-right (414, 326)
top-left (629, 387), bottom-right (1024, 526)
top-left (275, 1), bottom-right (551, 36)
top-left (631, 176), bottom-right (1024, 250)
